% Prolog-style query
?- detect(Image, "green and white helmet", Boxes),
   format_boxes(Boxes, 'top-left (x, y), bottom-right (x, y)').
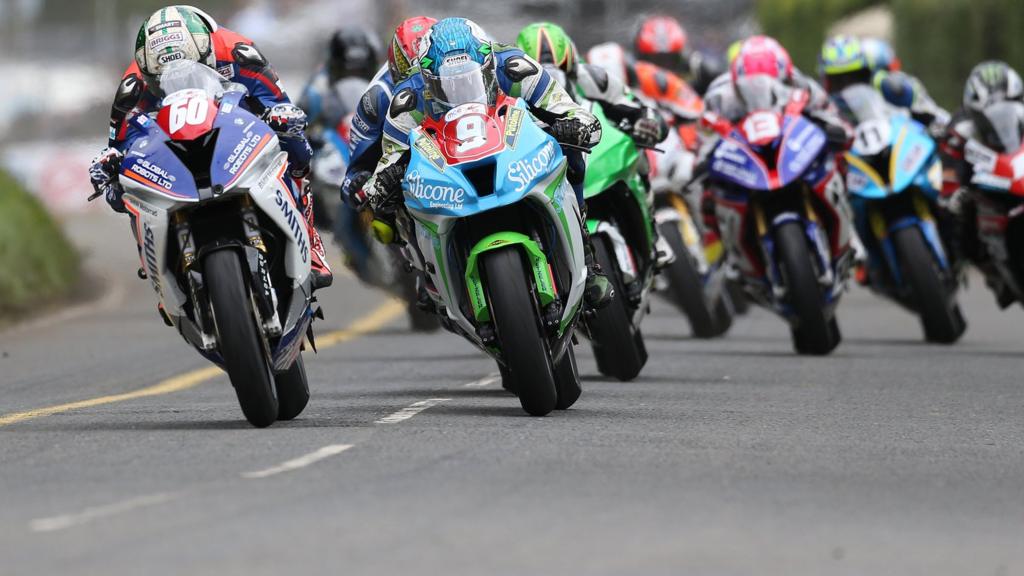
top-left (135, 6), bottom-right (217, 82)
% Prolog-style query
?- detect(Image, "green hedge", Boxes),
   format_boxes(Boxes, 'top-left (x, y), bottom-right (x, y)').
top-left (893, 0), bottom-right (1024, 108)
top-left (0, 171), bottom-right (79, 318)
top-left (757, 0), bottom-right (880, 74)
top-left (758, 0), bottom-right (1024, 109)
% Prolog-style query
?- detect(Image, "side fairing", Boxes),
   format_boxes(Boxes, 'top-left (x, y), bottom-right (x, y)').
top-left (119, 119), bottom-right (199, 202)
top-left (583, 102), bottom-right (640, 198)
top-left (709, 137), bottom-right (771, 190)
top-left (777, 116), bottom-right (827, 187)
top-left (888, 115), bottom-right (935, 194)
top-left (211, 94), bottom-right (278, 191)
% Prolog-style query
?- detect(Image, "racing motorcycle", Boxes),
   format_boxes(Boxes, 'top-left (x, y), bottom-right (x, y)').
top-left (649, 127), bottom-right (734, 338)
top-left (962, 99), bottom-right (1024, 309)
top-left (579, 103), bottom-right (654, 381)
top-left (103, 61), bottom-right (317, 428)
top-left (389, 92), bottom-right (586, 416)
top-left (704, 79), bottom-right (855, 355)
top-left (838, 85), bottom-right (966, 342)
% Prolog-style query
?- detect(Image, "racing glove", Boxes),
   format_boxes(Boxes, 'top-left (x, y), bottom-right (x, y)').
top-left (342, 170), bottom-right (372, 209)
top-left (632, 117), bottom-right (665, 147)
top-left (262, 104), bottom-right (309, 137)
top-left (550, 117), bottom-right (600, 150)
top-left (89, 147), bottom-right (126, 213)
top-left (369, 162), bottom-right (407, 213)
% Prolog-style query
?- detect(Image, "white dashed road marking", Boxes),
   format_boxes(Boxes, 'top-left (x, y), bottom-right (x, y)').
top-left (242, 444), bottom-right (354, 479)
top-left (30, 492), bottom-right (179, 533)
top-left (463, 373), bottom-right (501, 388)
top-left (375, 398), bottom-right (450, 425)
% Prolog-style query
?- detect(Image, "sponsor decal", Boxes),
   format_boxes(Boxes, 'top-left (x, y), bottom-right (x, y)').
top-left (787, 130), bottom-right (826, 175)
top-left (147, 31), bottom-right (184, 51)
top-left (846, 170), bottom-right (869, 192)
top-left (406, 170), bottom-right (466, 209)
top-left (507, 141), bottom-right (557, 193)
top-left (273, 188), bottom-right (310, 263)
top-left (143, 223), bottom-right (162, 298)
top-left (148, 20), bottom-right (182, 34)
top-left (352, 114), bottom-right (371, 134)
top-left (444, 103), bottom-right (486, 122)
top-left (221, 102), bottom-right (234, 114)
top-left (157, 51), bottom-right (185, 66)
top-left (442, 53), bottom-right (471, 66)
top-left (901, 143), bottom-right (926, 175)
top-left (414, 137), bottom-right (447, 171)
top-left (217, 64), bottom-right (234, 78)
top-left (109, 126), bottom-right (117, 141)
top-left (126, 196), bottom-right (159, 217)
top-left (130, 159), bottom-right (177, 190)
top-left (504, 107), bottom-right (525, 149)
top-left (711, 157), bottom-right (760, 188)
top-left (223, 132), bottom-right (264, 175)
top-left (965, 139), bottom-right (997, 173)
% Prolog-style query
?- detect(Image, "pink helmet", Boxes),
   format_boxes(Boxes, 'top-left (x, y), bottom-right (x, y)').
top-left (730, 35), bottom-right (792, 83)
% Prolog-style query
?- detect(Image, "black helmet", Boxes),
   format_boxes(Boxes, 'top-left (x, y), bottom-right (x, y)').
top-left (327, 27), bottom-right (381, 82)
top-left (963, 60), bottom-right (1024, 114)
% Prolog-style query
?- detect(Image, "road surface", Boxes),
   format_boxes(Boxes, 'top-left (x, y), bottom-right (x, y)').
top-left (1, 213), bottom-right (1021, 575)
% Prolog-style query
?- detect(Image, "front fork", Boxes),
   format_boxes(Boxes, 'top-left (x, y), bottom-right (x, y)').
top-left (755, 189), bottom-right (836, 300)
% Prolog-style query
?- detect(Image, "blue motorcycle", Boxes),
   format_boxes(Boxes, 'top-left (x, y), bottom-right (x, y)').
top-left (390, 91), bottom-right (587, 416)
top-left (837, 85), bottom-right (966, 343)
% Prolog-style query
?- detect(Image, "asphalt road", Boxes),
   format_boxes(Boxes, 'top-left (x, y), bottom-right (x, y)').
top-left (1, 213), bottom-right (1022, 575)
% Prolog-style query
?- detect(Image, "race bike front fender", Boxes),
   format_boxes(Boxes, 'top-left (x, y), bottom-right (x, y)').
top-left (464, 231), bottom-right (557, 324)
top-left (868, 194), bottom-right (950, 285)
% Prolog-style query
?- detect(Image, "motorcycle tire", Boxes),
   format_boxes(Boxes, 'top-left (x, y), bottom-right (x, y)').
top-left (482, 248), bottom-right (558, 416)
top-left (589, 237), bottom-right (648, 380)
top-left (893, 226), bottom-right (966, 344)
top-left (658, 221), bottom-right (723, 338)
top-left (776, 221), bottom-right (839, 356)
top-left (205, 249), bottom-right (279, 428)
top-left (275, 355), bottom-right (310, 421)
top-left (553, 345), bottom-right (582, 410)
top-left (727, 279), bottom-right (751, 315)
top-left (401, 274), bottom-right (441, 333)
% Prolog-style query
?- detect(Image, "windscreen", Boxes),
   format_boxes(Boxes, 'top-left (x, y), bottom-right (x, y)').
top-left (423, 57), bottom-right (497, 112)
top-left (837, 84), bottom-right (891, 126)
top-left (735, 75), bottom-right (789, 114)
top-left (154, 60), bottom-right (228, 99)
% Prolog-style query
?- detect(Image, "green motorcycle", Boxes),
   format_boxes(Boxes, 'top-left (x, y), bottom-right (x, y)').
top-left (581, 103), bottom-right (656, 381)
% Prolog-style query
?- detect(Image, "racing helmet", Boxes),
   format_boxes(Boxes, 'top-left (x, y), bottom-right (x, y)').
top-left (586, 42), bottom-right (633, 86)
top-left (964, 61), bottom-right (1024, 151)
top-left (388, 16), bottom-right (437, 84)
top-left (516, 22), bottom-right (578, 89)
top-left (731, 41), bottom-right (789, 112)
top-left (419, 18), bottom-right (498, 113)
top-left (819, 35), bottom-right (872, 93)
top-left (634, 15), bottom-right (688, 74)
top-left (135, 6), bottom-right (215, 85)
top-left (861, 37), bottom-right (900, 73)
top-left (328, 27), bottom-right (381, 82)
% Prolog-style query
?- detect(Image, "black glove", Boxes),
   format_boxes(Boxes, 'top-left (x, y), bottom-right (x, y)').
top-left (89, 148), bottom-right (126, 212)
top-left (550, 118), bottom-right (595, 150)
top-left (342, 170), bottom-right (372, 209)
top-left (632, 116), bottom-right (664, 147)
top-left (370, 162), bottom-right (407, 213)
top-left (263, 104), bottom-right (308, 137)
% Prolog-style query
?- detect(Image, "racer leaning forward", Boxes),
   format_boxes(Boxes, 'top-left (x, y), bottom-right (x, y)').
top-left (88, 5), bottom-right (333, 289)
top-left (353, 17), bottom-right (614, 309)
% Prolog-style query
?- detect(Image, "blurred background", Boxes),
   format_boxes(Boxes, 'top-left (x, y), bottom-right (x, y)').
top-left (0, 0), bottom-right (1020, 311)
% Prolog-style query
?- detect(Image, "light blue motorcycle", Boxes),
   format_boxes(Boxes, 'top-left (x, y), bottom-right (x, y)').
top-left (390, 93), bottom-right (587, 416)
top-left (838, 84), bottom-right (966, 343)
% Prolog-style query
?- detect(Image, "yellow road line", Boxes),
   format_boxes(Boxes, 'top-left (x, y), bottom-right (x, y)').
top-left (0, 299), bottom-right (406, 428)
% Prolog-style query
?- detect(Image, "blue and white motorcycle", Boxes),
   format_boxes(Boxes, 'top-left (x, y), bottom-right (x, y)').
top-left (838, 84), bottom-right (966, 343)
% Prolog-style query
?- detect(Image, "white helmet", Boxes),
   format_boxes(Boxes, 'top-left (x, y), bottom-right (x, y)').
top-left (134, 6), bottom-right (216, 82)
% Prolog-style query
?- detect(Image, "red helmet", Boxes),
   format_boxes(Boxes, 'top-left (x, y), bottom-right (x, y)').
top-left (731, 35), bottom-right (792, 83)
top-left (388, 16), bottom-right (437, 83)
top-left (634, 15), bottom-right (687, 73)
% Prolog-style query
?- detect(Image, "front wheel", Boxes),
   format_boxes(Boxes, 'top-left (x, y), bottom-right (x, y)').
top-left (775, 221), bottom-right (839, 356)
top-left (205, 249), bottom-right (278, 427)
top-left (893, 226), bottom-right (966, 344)
top-left (553, 346), bottom-right (582, 410)
top-left (659, 221), bottom-right (724, 338)
top-left (588, 237), bottom-right (648, 380)
top-left (275, 355), bottom-right (310, 421)
top-left (483, 249), bottom-right (558, 416)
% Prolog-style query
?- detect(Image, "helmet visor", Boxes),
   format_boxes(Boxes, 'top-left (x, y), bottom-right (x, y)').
top-left (977, 101), bottom-right (1024, 153)
top-left (154, 60), bottom-right (226, 99)
top-left (423, 58), bottom-right (497, 111)
top-left (735, 74), bottom-right (787, 113)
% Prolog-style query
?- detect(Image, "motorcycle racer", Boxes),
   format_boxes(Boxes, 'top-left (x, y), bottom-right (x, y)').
top-left (89, 5), bottom-right (333, 289)
top-left (357, 17), bottom-right (614, 309)
top-left (515, 21), bottom-right (675, 268)
top-left (820, 35), bottom-right (949, 137)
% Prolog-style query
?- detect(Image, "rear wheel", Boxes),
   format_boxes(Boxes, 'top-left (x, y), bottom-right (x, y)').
top-left (401, 273), bottom-right (440, 333)
top-left (205, 250), bottom-right (278, 427)
top-left (775, 221), bottom-right (838, 356)
top-left (483, 249), bottom-right (557, 416)
top-left (588, 237), bottom-right (648, 380)
top-left (659, 221), bottom-right (721, 338)
top-left (553, 346), bottom-right (582, 410)
top-left (893, 226), bottom-right (966, 344)
top-left (275, 355), bottom-right (310, 421)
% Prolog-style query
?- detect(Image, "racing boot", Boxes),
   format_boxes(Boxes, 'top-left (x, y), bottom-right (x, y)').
top-left (300, 184), bottom-right (333, 290)
top-left (652, 226), bottom-right (676, 270)
top-left (582, 231), bottom-right (614, 310)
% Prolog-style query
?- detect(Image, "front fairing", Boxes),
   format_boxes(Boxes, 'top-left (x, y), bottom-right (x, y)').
top-left (210, 92), bottom-right (278, 192)
top-left (708, 115), bottom-right (826, 192)
top-left (846, 115), bottom-right (938, 199)
top-left (119, 117), bottom-right (199, 203)
top-left (404, 100), bottom-right (566, 218)
top-left (583, 102), bottom-right (640, 198)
